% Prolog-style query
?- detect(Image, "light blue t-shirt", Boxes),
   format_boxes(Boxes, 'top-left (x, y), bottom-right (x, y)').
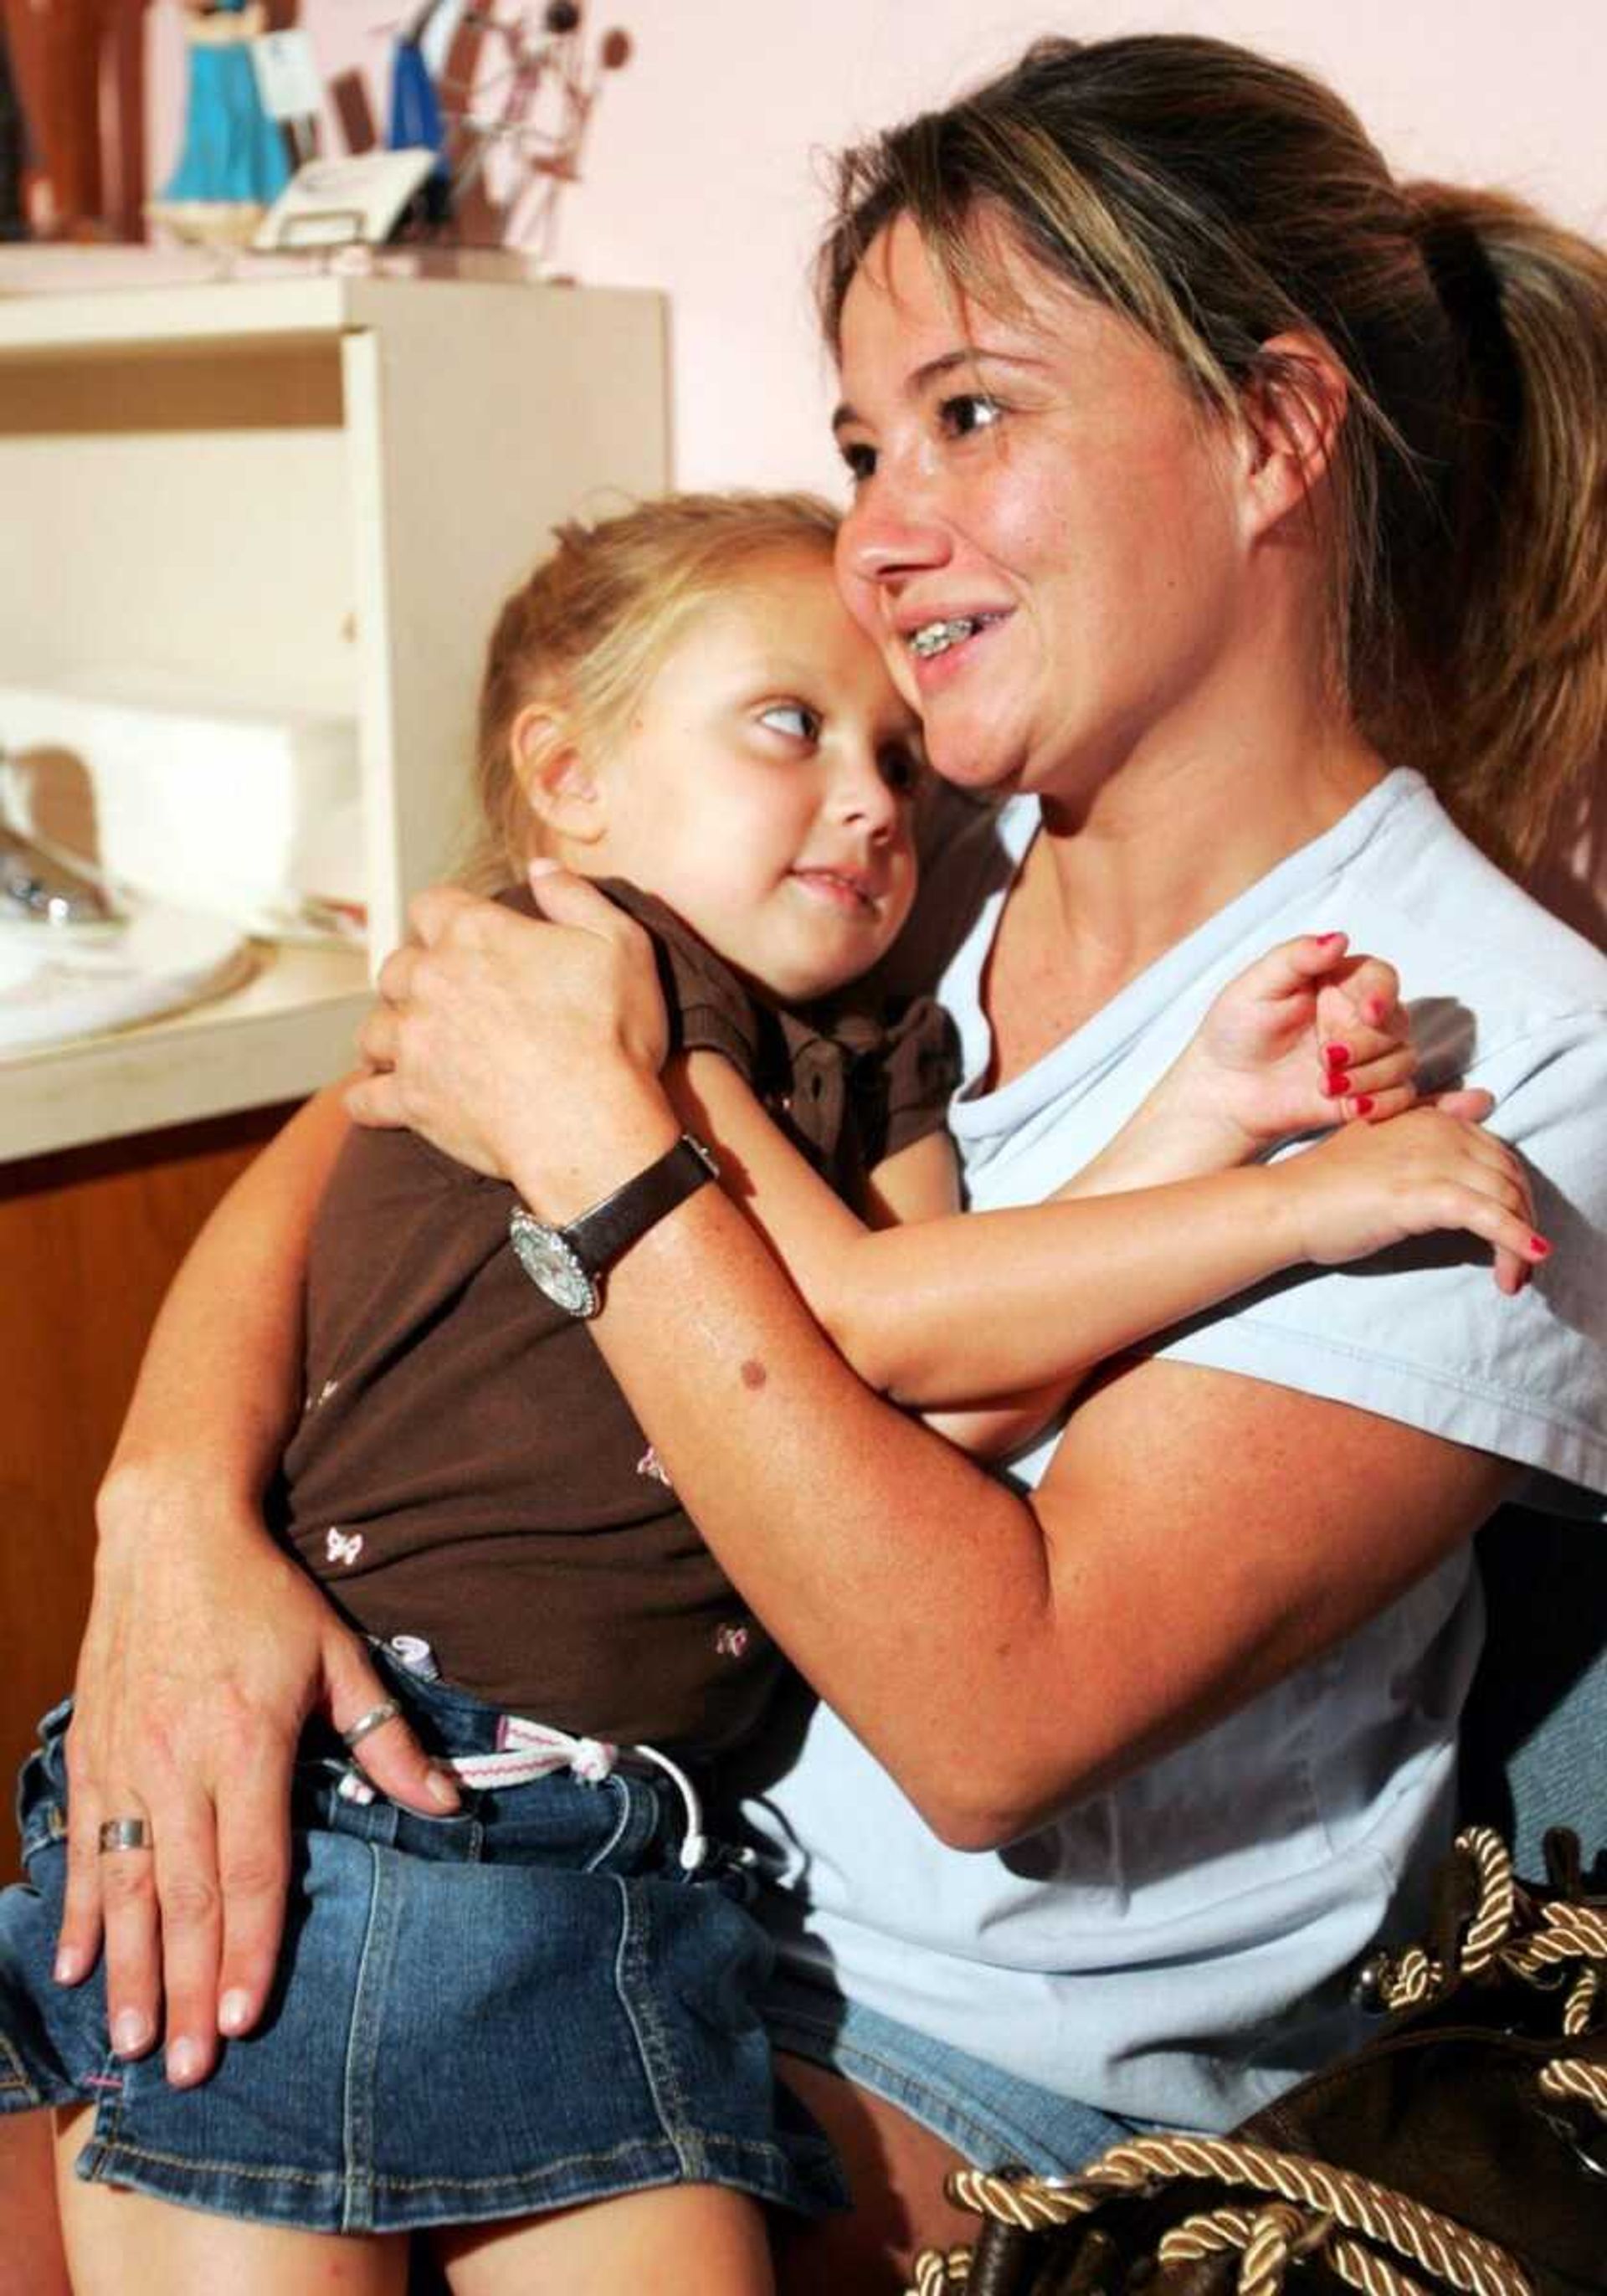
top-left (742, 769), bottom-right (1607, 2130)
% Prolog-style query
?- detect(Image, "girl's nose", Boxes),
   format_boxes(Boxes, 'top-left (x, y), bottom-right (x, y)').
top-left (829, 746), bottom-right (901, 840)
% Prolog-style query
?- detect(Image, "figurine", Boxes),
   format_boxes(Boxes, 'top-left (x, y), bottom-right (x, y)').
top-left (148, 0), bottom-right (290, 246)
top-left (435, 3), bottom-right (633, 260)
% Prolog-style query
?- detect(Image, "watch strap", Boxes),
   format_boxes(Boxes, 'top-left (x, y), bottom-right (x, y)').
top-left (565, 1133), bottom-right (719, 1278)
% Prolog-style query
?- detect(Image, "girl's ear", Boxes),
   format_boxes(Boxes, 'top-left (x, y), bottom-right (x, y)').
top-left (1237, 331), bottom-right (1350, 542)
top-left (510, 703), bottom-right (609, 846)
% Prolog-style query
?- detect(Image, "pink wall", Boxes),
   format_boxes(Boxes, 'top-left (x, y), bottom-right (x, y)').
top-left (148, 3), bottom-right (1606, 491)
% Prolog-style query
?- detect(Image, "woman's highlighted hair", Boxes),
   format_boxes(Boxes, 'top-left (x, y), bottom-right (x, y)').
top-left (820, 35), bottom-right (1607, 870)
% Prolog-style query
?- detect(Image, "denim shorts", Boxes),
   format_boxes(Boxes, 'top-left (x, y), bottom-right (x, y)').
top-left (0, 1665), bottom-right (845, 2235)
top-left (762, 1967), bottom-right (1137, 2177)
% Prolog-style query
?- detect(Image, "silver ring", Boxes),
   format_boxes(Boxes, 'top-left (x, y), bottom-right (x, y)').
top-left (341, 1698), bottom-right (403, 1750)
top-left (97, 1816), bottom-right (153, 1855)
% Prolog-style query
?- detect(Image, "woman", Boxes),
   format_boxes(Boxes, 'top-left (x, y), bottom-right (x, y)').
top-left (37, 33), bottom-right (1607, 2293)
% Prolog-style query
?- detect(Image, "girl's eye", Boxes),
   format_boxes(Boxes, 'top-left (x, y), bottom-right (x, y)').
top-left (759, 702), bottom-right (820, 742)
top-left (839, 439), bottom-right (877, 485)
top-left (938, 392), bottom-right (1002, 439)
top-left (880, 743), bottom-right (924, 798)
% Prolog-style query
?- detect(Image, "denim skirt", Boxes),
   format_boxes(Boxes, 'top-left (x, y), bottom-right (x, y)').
top-left (0, 1663), bottom-right (845, 2235)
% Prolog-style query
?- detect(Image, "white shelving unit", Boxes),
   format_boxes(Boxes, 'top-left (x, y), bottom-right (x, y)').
top-left (0, 274), bottom-right (668, 1162)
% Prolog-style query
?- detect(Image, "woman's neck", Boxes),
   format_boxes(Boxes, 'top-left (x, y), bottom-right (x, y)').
top-left (983, 695), bottom-right (1387, 1086)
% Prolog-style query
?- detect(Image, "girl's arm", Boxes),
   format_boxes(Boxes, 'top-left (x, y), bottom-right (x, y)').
top-left (860, 1129), bottom-right (1071, 1457)
top-left (346, 879), bottom-right (1527, 1850)
top-left (665, 1045), bottom-right (1538, 1414)
top-left (61, 1084), bottom-right (456, 2091)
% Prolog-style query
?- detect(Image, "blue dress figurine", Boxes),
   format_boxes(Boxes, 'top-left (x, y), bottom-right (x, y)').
top-left (155, 0), bottom-right (289, 240)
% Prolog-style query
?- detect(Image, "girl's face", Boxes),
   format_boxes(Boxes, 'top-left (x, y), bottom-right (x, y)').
top-left (586, 550), bottom-right (923, 1003)
top-left (830, 214), bottom-right (1250, 807)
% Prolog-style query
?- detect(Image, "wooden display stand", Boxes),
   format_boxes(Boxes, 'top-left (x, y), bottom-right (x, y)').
top-left (0, 274), bottom-right (668, 1866)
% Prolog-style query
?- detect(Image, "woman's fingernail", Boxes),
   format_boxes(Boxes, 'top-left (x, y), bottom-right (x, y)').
top-left (167, 2037), bottom-right (205, 2085)
top-left (1326, 1072), bottom-right (1351, 1097)
top-left (527, 858), bottom-right (561, 880)
top-left (1317, 931), bottom-right (1344, 946)
top-left (1324, 1042), bottom-right (1351, 1068)
top-left (425, 1766), bottom-right (461, 1811)
top-left (1364, 995), bottom-right (1389, 1025)
top-left (1351, 1093), bottom-right (1375, 1117)
top-left (1529, 1234), bottom-right (1552, 1257)
top-left (54, 1948), bottom-right (85, 1985)
top-left (219, 1990), bottom-right (252, 2036)
top-left (111, 2008), bottom-right (150, 2057)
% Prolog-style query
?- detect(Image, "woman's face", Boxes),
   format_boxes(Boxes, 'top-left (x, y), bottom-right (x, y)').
top-left (831, 213), bottom-right (1250, 807)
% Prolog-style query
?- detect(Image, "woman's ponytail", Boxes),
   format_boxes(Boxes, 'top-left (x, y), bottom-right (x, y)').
top-left (1399, 182), bottom-right (1607, 870)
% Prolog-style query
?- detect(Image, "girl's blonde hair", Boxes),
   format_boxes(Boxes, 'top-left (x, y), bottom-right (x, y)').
top-left (819, 35), bottom-right (1607, 871)
top-left (467, 490), bottom-right (839, 886)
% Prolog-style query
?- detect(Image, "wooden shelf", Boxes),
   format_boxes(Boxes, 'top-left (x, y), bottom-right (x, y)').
top-left (0, 270), bottom-right (667, 1167)
top-left (0, 939), bottom-right (370, 1160)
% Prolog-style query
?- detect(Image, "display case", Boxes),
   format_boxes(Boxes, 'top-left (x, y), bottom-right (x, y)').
top-left (0, 273), bottom-right (668, 1159)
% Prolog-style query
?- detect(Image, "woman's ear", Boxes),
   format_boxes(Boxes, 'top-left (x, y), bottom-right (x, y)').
top-left (1238, 331), bottom-right (1350, 542)
top-left (510, 702), bottom-right (609, 846)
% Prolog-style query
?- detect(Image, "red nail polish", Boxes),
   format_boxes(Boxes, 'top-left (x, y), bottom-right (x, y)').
top-left (1317, 932), bottom-right (1344, 946)
top-left (1327, 1073), bottom-right (1352, 1097)
top-left (1351, 1093), bottom-right (1374, 1116)
top-left (1529, 1235), bottom-right (1551, 1257)
top-left (1364, 996), bottom-right (1389, 1025)
top-left (1324, 1042), bottom-right (1351, 1067)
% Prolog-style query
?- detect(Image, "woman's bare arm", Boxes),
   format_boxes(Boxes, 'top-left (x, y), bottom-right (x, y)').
top-left (349, 881), bottom-right (1520, 1848)
top-left (521, 1111), bottom-right (1517, 1845)
top-left (63, 1085), bottom-right (457, 2090)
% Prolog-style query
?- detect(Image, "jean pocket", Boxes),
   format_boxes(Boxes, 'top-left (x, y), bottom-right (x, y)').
top-left (15, 1698), bottom-right (74, 1867)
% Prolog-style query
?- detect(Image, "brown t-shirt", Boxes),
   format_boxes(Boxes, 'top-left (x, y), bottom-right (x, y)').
top-left (273, 882), bottom-right (958, 1756)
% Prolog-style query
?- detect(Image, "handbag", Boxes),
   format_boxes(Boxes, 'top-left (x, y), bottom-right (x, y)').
top-left (907, 1827), bottom-right (1606, 2296)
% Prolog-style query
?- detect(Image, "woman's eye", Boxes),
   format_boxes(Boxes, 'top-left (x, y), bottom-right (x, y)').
top-left (839, 439), bottom-right (877, 485)
top-left (939, 392), bottom-right (1002, 439)
top-left (759, 702), bottom-right (820, 742)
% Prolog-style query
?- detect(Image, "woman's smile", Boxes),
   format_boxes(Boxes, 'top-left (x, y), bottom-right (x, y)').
top-left (832, 213), bottom-right (1249, 802)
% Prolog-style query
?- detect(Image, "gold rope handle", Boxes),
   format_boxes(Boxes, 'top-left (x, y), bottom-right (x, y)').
top-left (1158, 2201), bottom-right (1445, 2296)
top-left (1561, 1965), bottom-right (1599, 2037)
top-left (1538, 2056), bottom-right (1607, 2117)
top-left (906, 1831), bottom-right (1599, 2295)
top-left (1456, 1828), bottom-right (1521, 1973)
top-left (921, 2134), bottom-right (1533, 2296)
top-left (909, 2245), bottom-right (972, 2293)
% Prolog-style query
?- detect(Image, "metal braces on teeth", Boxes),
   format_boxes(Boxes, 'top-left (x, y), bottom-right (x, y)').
top-left (910, 616), bottom-right (981, 658)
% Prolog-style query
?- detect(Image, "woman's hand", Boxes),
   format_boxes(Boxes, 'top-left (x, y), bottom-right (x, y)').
top-left (1276, 1107), bottom-right (1547, 1290)
top-left (347, 869), bottom-right (672, 1211)
top-left (59, 1468), bottom-right (457, 2088)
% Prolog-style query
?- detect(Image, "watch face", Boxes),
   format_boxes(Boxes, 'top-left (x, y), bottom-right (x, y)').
top-left (509, 1210), bottom-right (599, 1318)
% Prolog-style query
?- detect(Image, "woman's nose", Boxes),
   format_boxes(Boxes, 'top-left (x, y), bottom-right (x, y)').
top-left (837, 491), bottom-right (952, 592)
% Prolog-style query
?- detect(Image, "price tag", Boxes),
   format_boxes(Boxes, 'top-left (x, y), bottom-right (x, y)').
top-left (251, 31), bottom-right (324, 125)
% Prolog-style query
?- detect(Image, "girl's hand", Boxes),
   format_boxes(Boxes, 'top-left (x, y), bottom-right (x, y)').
top-left (1183, 932), bottom-right (1417, 1152)
top-left (347, 870), bottom-right (670, 1194)
top-left (1276, 1107), bottom-right (1547, 1291)
top-left (1081, 934), bottom-right (1440, 1195)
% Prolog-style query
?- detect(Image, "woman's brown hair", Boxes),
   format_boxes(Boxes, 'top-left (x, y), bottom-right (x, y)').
top-left (819, 35), bottom-right (1607, 871)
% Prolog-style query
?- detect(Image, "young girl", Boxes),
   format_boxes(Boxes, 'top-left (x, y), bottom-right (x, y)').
top-left (5, 491), bottom-right (1538, 2295)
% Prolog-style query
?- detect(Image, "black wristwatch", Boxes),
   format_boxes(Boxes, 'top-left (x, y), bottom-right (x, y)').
top-left (508, 1133), bottom-right (719, 1318)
